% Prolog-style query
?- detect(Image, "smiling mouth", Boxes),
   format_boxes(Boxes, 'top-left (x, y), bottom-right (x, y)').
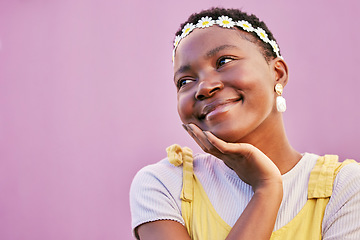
top-left (199, 97), bottom-right (242, 120)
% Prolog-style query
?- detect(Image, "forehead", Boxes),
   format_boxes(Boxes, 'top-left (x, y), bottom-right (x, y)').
top-left (173, 26), bottom-right (261, 70)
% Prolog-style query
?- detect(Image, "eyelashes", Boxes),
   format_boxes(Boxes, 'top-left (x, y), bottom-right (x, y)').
top-left (176, 56), bottom-right (236, 90)
top-left (177, 78), bottom-right (195, 89)
top-left (216, 56), bottom-right (235, 68)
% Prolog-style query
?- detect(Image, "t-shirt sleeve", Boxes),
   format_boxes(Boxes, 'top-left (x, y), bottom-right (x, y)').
top-left (322, 162), bottom-right (360, 239)
top-left (129, 161), bottom-right (185, 237)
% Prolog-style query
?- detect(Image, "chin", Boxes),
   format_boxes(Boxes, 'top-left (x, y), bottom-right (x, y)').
top-left (209, 126), bottom-right (247, 144)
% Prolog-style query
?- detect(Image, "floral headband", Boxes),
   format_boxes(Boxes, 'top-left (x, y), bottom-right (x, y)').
top-left (172, 15), bottom-right (282, 62)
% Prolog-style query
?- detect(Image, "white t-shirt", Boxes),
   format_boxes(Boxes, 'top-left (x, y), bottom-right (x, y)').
top-left (130, 152), bottom-right (360, 239)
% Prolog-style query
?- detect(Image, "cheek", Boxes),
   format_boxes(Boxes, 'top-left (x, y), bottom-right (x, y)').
top-left (237, 67), bottom-right (274, 102)
top-left (177, 93), bottom-right (194, 122)
top-left (223, 66), bottom-right (251, 92)
top-left (245, 87), bottom-right (275, 114)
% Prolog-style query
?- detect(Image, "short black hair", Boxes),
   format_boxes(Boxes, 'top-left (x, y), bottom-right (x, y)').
top-left (174, 7), bottom-right (281, 61)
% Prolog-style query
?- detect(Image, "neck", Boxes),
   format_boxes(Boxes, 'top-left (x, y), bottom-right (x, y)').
top-left (240, 114), bottom-right (302, 174)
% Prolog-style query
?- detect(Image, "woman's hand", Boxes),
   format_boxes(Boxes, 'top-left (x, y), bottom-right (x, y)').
top-left (184, 123), bottom-right (283, 239)
top-left (184, 123), bottom-right (282, 192)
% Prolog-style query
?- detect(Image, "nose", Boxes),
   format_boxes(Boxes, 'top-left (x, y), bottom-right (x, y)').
top-left (195, 74), bottom-right (224, 100)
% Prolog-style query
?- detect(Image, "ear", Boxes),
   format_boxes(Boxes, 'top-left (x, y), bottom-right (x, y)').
top-left (271, 57), bottom-right (289, 87)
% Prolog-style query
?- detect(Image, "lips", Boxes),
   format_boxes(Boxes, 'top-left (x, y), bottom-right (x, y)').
top-left (199, 97), bottom-right (242, 120)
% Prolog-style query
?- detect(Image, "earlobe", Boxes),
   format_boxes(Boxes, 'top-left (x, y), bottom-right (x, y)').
top-left (275, 83), bottom-right (287, 112)
top-left (272, 58), bottom-right (289, 87)
top-left (272, 58), bottom-right (289, 113)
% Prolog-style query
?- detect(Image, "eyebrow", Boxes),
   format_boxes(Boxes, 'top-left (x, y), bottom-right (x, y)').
top-left (173, 44), bottom-right (238, 81)
top-left (206, 44), bottom-right (238, 58)
top-left (174, 64), bottom-right (191, 82)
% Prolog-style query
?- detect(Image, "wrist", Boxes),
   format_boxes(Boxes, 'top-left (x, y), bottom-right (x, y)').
top-left (253, 179), bottom-right (283, 200)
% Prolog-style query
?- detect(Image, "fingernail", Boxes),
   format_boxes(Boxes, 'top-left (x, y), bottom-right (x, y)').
top-left (187, 124), bottom-right (194, 133)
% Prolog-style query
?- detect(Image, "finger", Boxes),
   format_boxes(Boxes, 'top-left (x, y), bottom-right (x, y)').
top-left (186, 124), bottom-right (212, 152)
top-left (187, 124), bottom-right (223, 154)
top-left (202, 131), bottom-right (228, 154)
top-left (203, 131), bottom-right (251, 155)
top-left (183, 124), bottom-right (208, 151)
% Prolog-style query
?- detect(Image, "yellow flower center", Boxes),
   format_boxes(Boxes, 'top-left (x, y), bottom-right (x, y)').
top-left (243, 24), bottom-right (249, 28)
top-left (223, 20), bottom-right (230, 25)
top-left (185, 28), bottom-right (190, 33)
top-left (260, 32), bottom-right (265, 38)
top-left (202, 21), bottom-right (209, 26)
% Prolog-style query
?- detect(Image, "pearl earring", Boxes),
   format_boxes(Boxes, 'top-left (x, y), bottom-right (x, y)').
top-left (275, 83), bottom-right (286, 113)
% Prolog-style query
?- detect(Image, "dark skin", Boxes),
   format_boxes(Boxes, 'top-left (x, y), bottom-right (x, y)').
top-left (137, 26), bottom-right (302, 240)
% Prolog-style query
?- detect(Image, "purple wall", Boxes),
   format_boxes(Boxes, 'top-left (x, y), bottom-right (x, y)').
top-left (0, 0), bottom-right (359, 239)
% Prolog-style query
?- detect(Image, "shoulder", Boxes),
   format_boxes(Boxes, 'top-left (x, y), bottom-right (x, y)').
top-left (132, 158), bottom-right (182, 183)
top-left (331, 159), bottom-right (360, 201)
top-left (130, 158), bottom-right (184, 231)
top-left (129, 152), bottom-right (215, 232)
top-left (130, 151), bottom-right (219, 190)
top-left (322, 159), bottom-right (360, 239)
top-left (130, 158), bottom-right (184, 208)
top-left (131, 152), bottom-right (215, 188)
top-left (334, 159), bottom-right (360, 183)
top-left (329, 159), bottom-right (360, 210)
top-left (329, 159), bottom-right (360, 207)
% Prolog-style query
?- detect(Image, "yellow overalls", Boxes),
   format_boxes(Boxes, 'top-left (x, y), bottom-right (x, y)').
top-left (166, 144), bottom-right (356, 240)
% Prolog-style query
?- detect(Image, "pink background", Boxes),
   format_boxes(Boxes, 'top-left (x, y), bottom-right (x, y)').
top-left (0, 0), bottom-right (359, 239)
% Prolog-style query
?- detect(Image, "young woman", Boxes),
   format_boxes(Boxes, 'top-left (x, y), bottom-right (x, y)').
top-left (130, 7), bottom-right (360, 240)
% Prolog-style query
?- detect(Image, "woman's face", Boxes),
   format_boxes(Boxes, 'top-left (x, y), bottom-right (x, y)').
top-left (174, 26), bottom-right (281, 143)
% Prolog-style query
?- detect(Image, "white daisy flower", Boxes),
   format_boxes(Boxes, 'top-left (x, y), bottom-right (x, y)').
top-left (216, 15), bottom-right (235, 28)
top-left (237, 20), bottom-right (254, 32)
top-left (196, 16), bottom-right (215, 28)
top-left (172, 49), bottom-right (176, 64)
top-left (181, 23), bottom-right (196, 38)
top-left (269, 39), bottom-right (281, 57)
top-left (174, 35), bottom-right (182, 48)
top-left (254, 27), bottom-right (270, 43)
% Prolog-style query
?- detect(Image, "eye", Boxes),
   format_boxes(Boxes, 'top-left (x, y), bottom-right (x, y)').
top-left (177, 78), bottom-right (195, 89)
top-left (217, 56), bottom-right (235, 68)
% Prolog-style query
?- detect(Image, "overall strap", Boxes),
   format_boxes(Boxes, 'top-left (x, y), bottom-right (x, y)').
top-left (308, 155), bottom-right (357, 199)
top-left (166, 144), bottom-right (194, 202)
top-left (308, 155), bottom-right (338, 199)
top-left (270, 155), bottom-right (357, 240)
top-left (166, 144), bottom-right (231, 240)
